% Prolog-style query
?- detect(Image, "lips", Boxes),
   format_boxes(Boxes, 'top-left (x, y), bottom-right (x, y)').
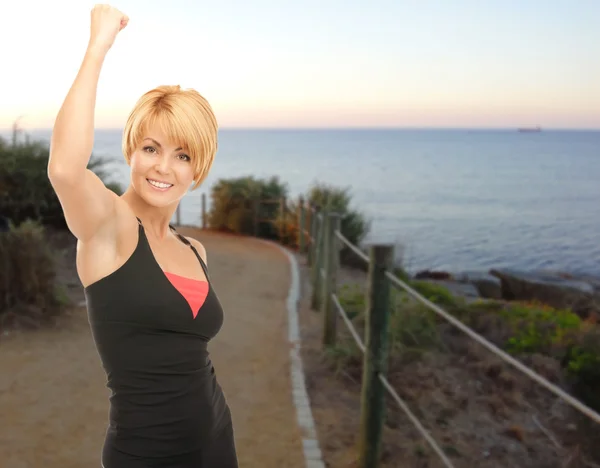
top-left (147, 178), bottom-right (173, 191)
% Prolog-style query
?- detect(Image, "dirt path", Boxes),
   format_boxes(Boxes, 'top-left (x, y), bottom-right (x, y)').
top-left (0, 229), bottom-right (306, 468)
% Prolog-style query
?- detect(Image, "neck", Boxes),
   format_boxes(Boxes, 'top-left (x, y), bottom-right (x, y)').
top-left (121, 185), bottom-right (178, 240)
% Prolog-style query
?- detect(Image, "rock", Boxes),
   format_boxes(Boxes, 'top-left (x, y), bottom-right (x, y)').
top-left (414, 270), bottom-right (453, 281)
top-left (455, 271), bottom-right (502, 299)
top-left (489, 268), bottom-right (600, 316)
top-left (539, 270), bottom-right (600, 292)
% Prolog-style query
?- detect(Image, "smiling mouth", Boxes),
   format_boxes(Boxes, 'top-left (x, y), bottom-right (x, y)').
top-left (147, 179), bottom-right (174, 191)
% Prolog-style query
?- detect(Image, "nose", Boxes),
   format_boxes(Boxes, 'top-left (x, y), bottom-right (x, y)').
top-left (154, 154), bottom-right (172, 174)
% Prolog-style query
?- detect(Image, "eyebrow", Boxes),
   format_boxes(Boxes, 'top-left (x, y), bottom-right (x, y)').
top-left (143, 138), bottom-right (183, 152)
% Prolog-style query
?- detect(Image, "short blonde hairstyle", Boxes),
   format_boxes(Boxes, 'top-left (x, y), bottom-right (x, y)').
top-left (122, 85), bottom-right (218, 190)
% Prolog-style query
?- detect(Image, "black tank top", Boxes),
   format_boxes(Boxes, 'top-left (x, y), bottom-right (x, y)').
top-left (83, 218), bottom-right (231, 458)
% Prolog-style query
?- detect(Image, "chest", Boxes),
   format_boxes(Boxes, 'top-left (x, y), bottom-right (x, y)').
top-left (140, 275), bottom-right (223, 339)
top-left (143, 235), bottom-right (207, 283)
top-left (87, 259), bottom-right (224, 340)
top-left (85, 229), bottom-right (223, 340)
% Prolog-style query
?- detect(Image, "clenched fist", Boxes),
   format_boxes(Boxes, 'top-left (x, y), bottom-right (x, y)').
top-left (88, 4), bottom-right (129, 54)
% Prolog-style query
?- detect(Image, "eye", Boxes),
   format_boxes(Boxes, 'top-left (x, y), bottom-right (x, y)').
top-left (143, 146), bottom-right (157, 154)
top-left (178, 153), bottom-right (191, 162)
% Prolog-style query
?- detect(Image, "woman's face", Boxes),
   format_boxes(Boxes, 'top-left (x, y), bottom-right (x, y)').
top-left (128, 124), bottom-right (195, 208)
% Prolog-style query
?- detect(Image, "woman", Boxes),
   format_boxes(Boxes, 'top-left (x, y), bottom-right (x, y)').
top-left (48, 4), bottom-right (238, 467)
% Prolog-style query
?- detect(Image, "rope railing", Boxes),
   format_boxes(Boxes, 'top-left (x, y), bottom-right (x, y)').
top-left (333, 219), bottom-right (600, 424)
top-left (331, 292), bottom-right (455, 467)
top-left (328, 224), bottom-right (456, 466)
top-left (383, 270), bottom-right (600, 424)
top-left (331, 294), bottom-right (366, 353)
top-left (335, 230), bottom-right (370, 263)
top-left (198, 195), bottom-right (599, 466)
top-left (301, 205), bottom-right (600, 468)
top-left (378, 374), bottom-right (456, 468)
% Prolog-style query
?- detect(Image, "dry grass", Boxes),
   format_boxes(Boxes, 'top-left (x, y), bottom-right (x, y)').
top-left (295, 253), bottom-right (594, 468)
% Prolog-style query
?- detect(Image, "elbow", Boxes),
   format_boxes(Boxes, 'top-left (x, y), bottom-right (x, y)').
top-left (47, 163), bottom-right (66, 182)
top-left (47, 163), bottom-right (82, 185)
top-left (48, 148), bottom-right (85, 183)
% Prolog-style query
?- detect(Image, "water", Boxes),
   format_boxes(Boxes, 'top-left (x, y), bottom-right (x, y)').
top-left (5, 128), bottom-right (600, 275)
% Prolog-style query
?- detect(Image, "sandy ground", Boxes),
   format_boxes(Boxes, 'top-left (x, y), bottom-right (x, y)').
top-left (0, 228), bottom-right (306, 468)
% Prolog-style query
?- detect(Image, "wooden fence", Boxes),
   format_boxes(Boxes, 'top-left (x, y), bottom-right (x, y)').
top-left (190, 193), bottom-right (294, 241)
top-left (199, 194), bottom-right (600, 468)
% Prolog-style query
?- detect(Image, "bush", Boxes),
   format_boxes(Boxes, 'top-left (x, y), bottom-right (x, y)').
top-left (0, 132), bottom-right (123, 229)
top-left (410, 280), bottom-right (459, 308)
top-left (491, 301), bottom-right (600, 413)
top-left (334, 280), bottom-right (600, 415)
top-left (565, 325), bottom-right (600, 412)
top-left (334, 280), bottom-right (445, 362)
top-left (305, 182), bottom-right (371, 268)
top-left (273, 205), bottom-right (300, 248)
top-left (207, 175), bottom-right (288, 239)
top-left (0, 219), bottom-right (68, 329)
top-left (206, 178), bottom-right (372, 256)
top-left (496, 301), bottom-right (582, 356)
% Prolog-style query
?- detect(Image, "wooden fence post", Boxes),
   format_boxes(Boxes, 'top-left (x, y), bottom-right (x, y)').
top-left (253, 198), bottom-right (260, 237)
top-left (321, 212), bottom-right (341, 346)
top-left (279, 196), bottom-right (286, 242)
top-left (310, 208), bottom-right (325, 311)
top-left (359, 244), bottom-right (394, 468)
top-left (201, 193), bottom-right (206, 229)
top-left (298, 196), bottom-right (305, 254)
top-left (306, 204), bottom-right (314, 266)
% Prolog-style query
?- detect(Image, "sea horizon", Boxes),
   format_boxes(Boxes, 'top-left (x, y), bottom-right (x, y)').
top-left (2, 127), bottom-right (600, 276)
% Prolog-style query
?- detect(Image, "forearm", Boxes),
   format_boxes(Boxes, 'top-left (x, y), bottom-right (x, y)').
top-left (48, 44), bottom-right (107, 178)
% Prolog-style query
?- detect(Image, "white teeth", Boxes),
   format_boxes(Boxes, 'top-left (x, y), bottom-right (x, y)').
top-left (148, 179), bottom-right (172, 189)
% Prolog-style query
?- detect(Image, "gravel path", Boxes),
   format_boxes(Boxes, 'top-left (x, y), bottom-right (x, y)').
top-left (0, 229), bottom-right (306, 468)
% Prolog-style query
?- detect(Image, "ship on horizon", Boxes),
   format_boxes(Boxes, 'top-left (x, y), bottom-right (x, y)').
top-left (518, 126), bottom-right (542, 133)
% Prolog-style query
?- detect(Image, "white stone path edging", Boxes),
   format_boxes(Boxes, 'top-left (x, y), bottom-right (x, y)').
top-left (259, 239), bottom-right (326, 468)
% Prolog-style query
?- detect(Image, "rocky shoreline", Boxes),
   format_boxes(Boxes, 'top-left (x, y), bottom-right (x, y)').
top-left (413, 268), bottom-right (600, 317)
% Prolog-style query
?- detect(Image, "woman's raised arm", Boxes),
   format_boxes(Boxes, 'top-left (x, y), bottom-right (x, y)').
top-left (48, 4), bottom-right (128, 242)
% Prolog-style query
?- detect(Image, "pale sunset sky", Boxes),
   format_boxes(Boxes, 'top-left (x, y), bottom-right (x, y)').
top-left (0, 0), bottom-right (598, 130)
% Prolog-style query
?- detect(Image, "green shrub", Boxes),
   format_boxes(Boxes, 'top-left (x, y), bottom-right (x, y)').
top-left (205, 178), bottom-right (373, 256)
top-left (393, 266), bottom-right (411, 283)
top-left (409, 280), bottom-right (459, 308)
top-left (334, 281), bottom-right (600, 414)
top-left (305, 182), bottom-right (371, 267)
top-left (207, 176), bottom-right (288, 239)
top-left (0, 219), bottom-right (67, 329)
top-left (273, 202), bottom-right (300, 248)
top-left (498, 301), bottom-right (581, 356)
top-left (554, 324), bottom-right (600, 413)
top-left (333, 281), bottom-right (443, 363)
top-left (0, 133), bottom-right (123, 229)
top-left (336, 283), bottom-right (366, 321)
top-left (459, 299), bottom-right (600, 414)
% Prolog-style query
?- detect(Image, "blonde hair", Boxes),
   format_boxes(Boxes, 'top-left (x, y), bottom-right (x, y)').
top-left (122, 85), bottom-right (218, 190)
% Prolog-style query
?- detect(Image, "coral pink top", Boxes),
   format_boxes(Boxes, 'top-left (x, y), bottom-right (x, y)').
top-left (163, 272), bottom-right (209, 319)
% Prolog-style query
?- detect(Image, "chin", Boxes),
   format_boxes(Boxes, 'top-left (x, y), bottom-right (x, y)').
top-left (141, 195), bottom-right (178, 209)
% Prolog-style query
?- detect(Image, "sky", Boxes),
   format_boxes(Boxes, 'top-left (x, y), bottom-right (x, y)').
top-left (0, 0), bottom-right (598, 130)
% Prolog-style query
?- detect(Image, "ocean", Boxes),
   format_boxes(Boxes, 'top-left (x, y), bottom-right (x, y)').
top-left (4, 128), bottom-right (600, 275)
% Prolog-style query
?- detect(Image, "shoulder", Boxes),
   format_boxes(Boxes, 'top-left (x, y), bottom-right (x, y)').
top-left (185, 236), bottom-right (208, 265)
